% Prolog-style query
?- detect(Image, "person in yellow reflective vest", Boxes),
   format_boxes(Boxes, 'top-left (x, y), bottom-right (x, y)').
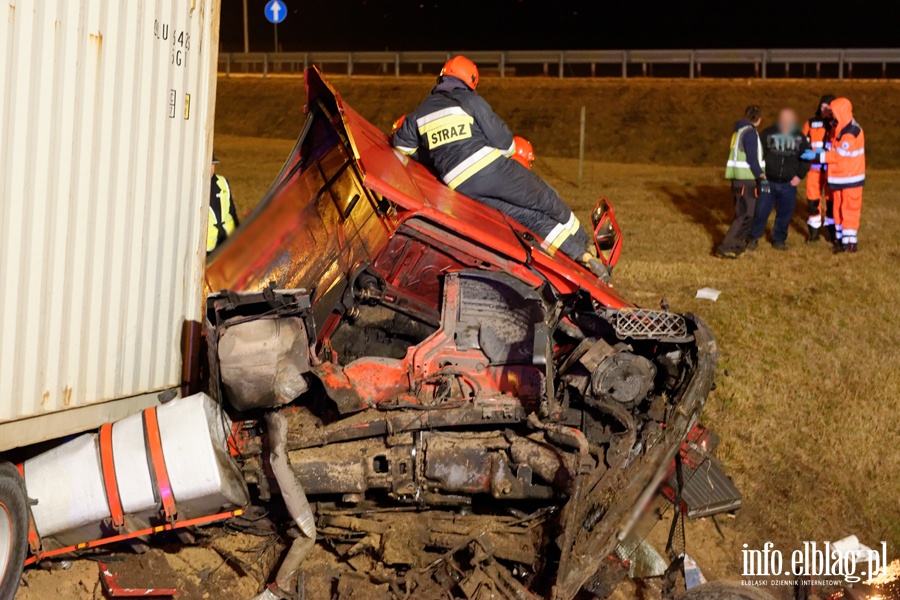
top-left (207, 154), bottom-right (240, 253)
top-left (716, 105), bottom-right (767, 259)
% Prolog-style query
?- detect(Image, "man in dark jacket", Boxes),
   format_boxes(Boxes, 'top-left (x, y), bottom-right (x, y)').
top-left (717, 105), bottom-right (767, 258)
top-left (393, 56), bottom-right (605, 277)
top-left (747, 108), bottom-right (811, 250)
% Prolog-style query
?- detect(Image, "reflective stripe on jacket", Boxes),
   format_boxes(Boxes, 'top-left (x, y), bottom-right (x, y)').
top-left (393, 76), bottom-right (515, 189)
top-left (208, 174), bottom-right (238, 252)
top-left (802, 118), bottom-right (832, 149)
top-left (725, 124), bottom-right (766, 180)
top-left (802, 117), bottom-right (833, 171)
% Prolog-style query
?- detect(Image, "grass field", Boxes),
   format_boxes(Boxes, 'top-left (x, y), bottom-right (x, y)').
top-left (216, 134), bottom-right (900, 561)
top-left (215, 75), bottom-right (900, 169)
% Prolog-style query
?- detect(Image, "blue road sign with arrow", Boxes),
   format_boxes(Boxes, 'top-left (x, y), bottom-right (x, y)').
top-left (265, 0), bottom-right (286, 24)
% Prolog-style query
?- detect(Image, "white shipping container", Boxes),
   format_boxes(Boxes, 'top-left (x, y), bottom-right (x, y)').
top-left (0, 0), bottom-right (220, 451)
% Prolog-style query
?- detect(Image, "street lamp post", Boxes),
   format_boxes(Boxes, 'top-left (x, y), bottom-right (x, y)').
top-left (242, 0), bottom-right (249, 53)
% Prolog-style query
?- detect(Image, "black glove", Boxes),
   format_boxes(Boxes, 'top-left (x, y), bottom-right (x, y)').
top-left (757, 178), bottom-right (771, 196)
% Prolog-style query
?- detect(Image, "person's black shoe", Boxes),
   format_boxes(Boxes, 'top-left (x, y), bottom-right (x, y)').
top-left (806, 225), bottom-right (821, 243)
top-left (745, 238), bottom-right (759, 251)
top-left (824, 225), bottom-right (836, 243)
top-left (833, 242), bottom-right (846, 254)
top-left (844, 242), bottom-right (858, 253)
top-left (772, 241), bottom-right (788, 251)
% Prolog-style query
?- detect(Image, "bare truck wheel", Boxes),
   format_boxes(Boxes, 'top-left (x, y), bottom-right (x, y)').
top-left (0, 463), bottom-right (28, 600)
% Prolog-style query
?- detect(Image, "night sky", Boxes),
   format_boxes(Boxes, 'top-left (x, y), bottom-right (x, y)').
top-left (219, 0), bottom-right (896, 53)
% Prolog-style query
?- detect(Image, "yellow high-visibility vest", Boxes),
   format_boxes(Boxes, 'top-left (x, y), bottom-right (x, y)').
top-left (725, 125), bottom-right (766, 180)
top-left (208, 174), bottom-right (237, 252)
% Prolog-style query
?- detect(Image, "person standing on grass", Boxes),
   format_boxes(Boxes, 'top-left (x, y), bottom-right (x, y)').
top-left (802, 97), bottom-right (865, 253)
top-left (801, 94), bottom-right (835, 242)
top-left (746, 108), bottom-right (811, 251)
top-left (717, 105), bottom-right (768, 259)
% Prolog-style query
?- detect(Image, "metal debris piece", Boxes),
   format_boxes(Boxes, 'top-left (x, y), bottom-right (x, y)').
top-left (614, 533), bottom-right (668, 579)
top-left (683, 553), bottom-right (707, 589)
top-left (98, 562), bottom-right (178, 598)
top-left (695, 288), bottom-right (721, 301)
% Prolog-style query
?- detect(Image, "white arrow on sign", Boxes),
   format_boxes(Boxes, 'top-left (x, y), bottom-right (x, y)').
top-left (270, 1), bottom-right (282, 22)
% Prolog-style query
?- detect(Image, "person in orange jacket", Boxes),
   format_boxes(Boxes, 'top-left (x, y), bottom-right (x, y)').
top-left (802, 97), bottom-right (864, 253)
top-left (801, 94), bottom-right (835, 243)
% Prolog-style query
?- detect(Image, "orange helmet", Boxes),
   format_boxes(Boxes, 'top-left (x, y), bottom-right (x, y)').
top-left (391, 114), bottom-right (406, 136)
top-left (512, 136), bottom-right (535, 169)
top-left (440, 56), bottom-right (479, 90)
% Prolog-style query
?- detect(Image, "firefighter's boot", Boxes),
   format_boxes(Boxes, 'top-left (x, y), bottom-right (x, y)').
top-left (806, 225), bottom-right (820, 243)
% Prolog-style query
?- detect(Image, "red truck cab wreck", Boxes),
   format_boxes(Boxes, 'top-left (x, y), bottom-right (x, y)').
top-left (203, 68), bottom-right (720, 599)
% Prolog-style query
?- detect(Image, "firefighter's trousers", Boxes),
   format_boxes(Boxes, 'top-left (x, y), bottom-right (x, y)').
top-left (456, 157), bottom-right (591, 261)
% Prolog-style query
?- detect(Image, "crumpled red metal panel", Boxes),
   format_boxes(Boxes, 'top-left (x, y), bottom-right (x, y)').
top-left (312, 68), bottom-right (632, 308)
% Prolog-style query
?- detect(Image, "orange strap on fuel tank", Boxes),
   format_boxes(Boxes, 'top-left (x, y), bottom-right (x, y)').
top-left (24, 509), bottom-right (243, 567)
top-left (98, 423), bottom-right (125, 529)
top-left (142, 407), bottom-right (178, 522)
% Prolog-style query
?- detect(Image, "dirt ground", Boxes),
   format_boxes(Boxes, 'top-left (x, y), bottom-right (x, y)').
top-left (18, 75), bottom-right (900, 599)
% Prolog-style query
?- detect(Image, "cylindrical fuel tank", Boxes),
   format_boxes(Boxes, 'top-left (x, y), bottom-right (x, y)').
top-left (22, 393), bottom-right (249, 548)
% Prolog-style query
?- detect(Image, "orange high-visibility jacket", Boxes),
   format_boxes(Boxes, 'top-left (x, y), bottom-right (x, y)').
top-left (820, 98), bottom-right (865, 190)
top-left (802, 118), bottom-right (830, 150)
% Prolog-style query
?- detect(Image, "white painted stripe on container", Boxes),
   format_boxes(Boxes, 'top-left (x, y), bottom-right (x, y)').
top-left (0, 0), bottom-right (219, 429)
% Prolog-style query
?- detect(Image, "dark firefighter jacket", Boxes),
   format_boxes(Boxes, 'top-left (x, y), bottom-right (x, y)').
top-left (393, 76), bottom-right (516, 190)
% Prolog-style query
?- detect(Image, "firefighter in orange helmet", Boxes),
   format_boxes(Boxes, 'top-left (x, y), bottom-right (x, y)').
top-left (802, 97), bottom-right (864, 253)
top-left (512, 136), bottom-right (535, 169)
top-left (393, 56), bottom-right (607, 278)
top-left (801, 94), bottom-right (835, 242)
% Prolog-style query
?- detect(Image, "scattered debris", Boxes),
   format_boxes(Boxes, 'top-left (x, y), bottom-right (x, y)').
top-left (695, 288), bottom-right (721, 301)
top-left (867, 558), bottom-right (900, 586)
top-left (98, 562), bottom-right (178, 598)
top-left (615, 534), bottom-right (668, 579)
top-left (831, 535), bottom-right (876, 565)
top-left (682, 554), bottom-right (707, 589)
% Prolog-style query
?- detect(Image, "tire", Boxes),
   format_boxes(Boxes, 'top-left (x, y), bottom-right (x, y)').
top-left (0, 463), bottom-right (28, 600)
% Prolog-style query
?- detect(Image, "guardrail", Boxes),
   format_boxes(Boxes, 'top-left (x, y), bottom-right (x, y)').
top-left (218, 49), bottom-right (900, 79)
